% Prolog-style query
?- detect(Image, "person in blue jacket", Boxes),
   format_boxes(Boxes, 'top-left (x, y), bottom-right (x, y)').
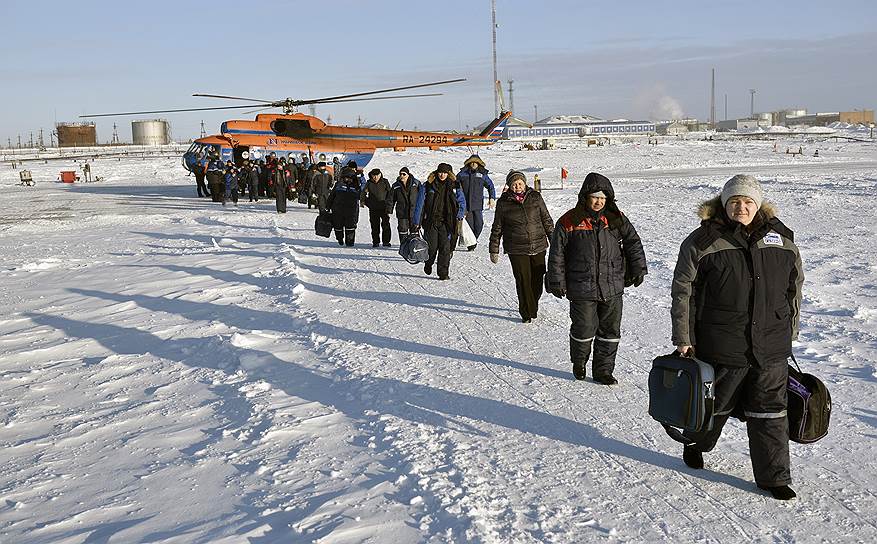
top-left (327, 166), bottom-right (362, 247)
top-left (222, 161), bottom-right (239, 206)
top-left (413, 162), bottom-right (466, 280)
top-left (456, 154), bottom-right (496, 250)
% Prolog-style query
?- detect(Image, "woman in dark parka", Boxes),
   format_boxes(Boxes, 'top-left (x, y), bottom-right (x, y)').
top-left (489, 170), bottom-right (554, 323)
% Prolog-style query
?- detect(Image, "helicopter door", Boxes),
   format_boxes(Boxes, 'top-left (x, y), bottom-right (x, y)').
top-left (232, 146), bottom-right (249, 165)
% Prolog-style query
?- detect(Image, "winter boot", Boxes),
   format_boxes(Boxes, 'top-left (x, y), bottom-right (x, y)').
top-left (683, 446), bottom-right (704, 469)
top-left (593, 375), bottom-right (618, 385)
top-left (758, 484), bottom-right (797, 500)
top-left (572, 360), bottom-right (586, 380)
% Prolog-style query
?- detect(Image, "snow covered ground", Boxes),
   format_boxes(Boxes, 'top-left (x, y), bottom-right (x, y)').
top-left (1, 138), bottom-right (875, 543)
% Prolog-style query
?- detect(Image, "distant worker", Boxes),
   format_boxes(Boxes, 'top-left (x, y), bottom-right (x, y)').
top-left (246, 162), bottom-right (260, 202)
top-left (332, 157), bottom-right (342, 182)
top-left (223, 161), bottom-right (239, 207)
top-left (206, 152), bottom-right (225, 203)
top-left (327, 166), bottom-right (362, 247)
top-left (533, 173), bottom-right (541, 192)
top-left (311, 162), bottom-right (334, 212)
top-left (413, 162), bottom-right (466, 280)
top-left (361, 168), bottom-right (394, 247)
top-left (456, 154), bottom-right (496, 250)
top-left (82, 162), bottom-right (92, 182)
top-left (391, 167), bottom-right (422, 244)
top-left (274, 158), bottom-right (288, 213)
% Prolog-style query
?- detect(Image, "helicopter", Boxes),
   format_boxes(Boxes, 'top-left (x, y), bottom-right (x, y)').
top-left (80, 79), bottom-right (512, 173)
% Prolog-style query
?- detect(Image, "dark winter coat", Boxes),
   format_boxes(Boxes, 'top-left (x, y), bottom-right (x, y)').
top-left (361, 176), bottom-right (393, 213)
top-left (489, 188), bottom-right (553, 255)
top-left (413, 171), bottom-right (466, 230)
top-left (546, 173), bottom-right (648, 301)
top-left (311, 169), bottom-right (334, 209)
top-left (671, 198), bottom-right (804, 368)
top-left (327, 168), bottom-right (362, 224)
top-left (456, 164), bottom-right (496, 212)
top-left (391, 176), bottom-right (422, 224)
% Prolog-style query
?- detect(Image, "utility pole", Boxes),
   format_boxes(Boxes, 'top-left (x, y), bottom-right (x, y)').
top-left (29, 132), bottom-right (34, 148)
top-left (199, 120), bottom-right (206, 138)
top-left (749, 89), bottom-right (756, 118)
top-left (38, 128), bottom-right (45, 148)
top-left (507, 78), bottom-right (514, 114)
top-left (534, 105), bottom-right (538, 123)
top-left (724, 93), bottom-right (728, 121)
top-left (710, 68), bottom-right (716, 128)
top-left (112, 123), bottom-right (120, 145)
top-left (491, 0), bottom-right (499, 117)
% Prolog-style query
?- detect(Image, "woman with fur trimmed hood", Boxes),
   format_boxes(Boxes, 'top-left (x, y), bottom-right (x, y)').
top-left (671, 174), bottom-right (804, 501)
top-left (489, 170), bottom-right (554, 323)
top-left (412, 163), bottom-right (466, 280)
top-left (546, 172), bottom-right (648, 385)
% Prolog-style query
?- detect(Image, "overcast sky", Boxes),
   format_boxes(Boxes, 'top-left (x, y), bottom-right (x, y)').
top-left (3, 0), bottom-right (875, 144)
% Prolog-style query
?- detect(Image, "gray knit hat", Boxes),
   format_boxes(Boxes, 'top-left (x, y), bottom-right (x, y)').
top-left (720, 174), bottom-right (763, 209)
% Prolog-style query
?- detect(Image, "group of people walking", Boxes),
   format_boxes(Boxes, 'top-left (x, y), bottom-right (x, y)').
top-left (188, 149), bottom-right (805, 500)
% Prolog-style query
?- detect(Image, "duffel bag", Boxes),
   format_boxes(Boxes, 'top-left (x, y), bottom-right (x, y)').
top-left (298, 191), bottom-right (309, 204)
top-left (314, 211), bottom-right (333, 238)
top-left (788, 355), bottom-right (831, 444)
top-left (648, 351), bottom-right (715, 444)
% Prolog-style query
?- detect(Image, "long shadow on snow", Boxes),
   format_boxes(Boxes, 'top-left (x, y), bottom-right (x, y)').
top-left (67, 287), bottom-right (556, 380)
top-left (27, 311), bottom-right (755, 542)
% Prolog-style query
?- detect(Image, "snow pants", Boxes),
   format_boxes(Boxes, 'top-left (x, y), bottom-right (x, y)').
top-left (569, 295), bottom-right (622, 379)
top-left (207, 172), bottom-right (224, 203)
top-left (465, 209), bottom-right (485, 241)
top-left (397, 218), bottom-right (415, 244)
top-left (333, 207), bottom-right (357, 247)
top-left (424, 223), bottom-right (453, 279)
top-left (368, 209), bottom-right (392, 246)
top-left (683, 361), bottom-right (791, 487)
top-left (508, 252), bottom-right (546, 321)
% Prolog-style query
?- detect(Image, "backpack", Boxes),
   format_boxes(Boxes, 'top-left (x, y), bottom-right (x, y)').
top-left (648, 352), bottom-right (715, 444)
top-left (399, 235), bottom-right (429, 264)
top-left (787, 356), bottom-right (831, 444)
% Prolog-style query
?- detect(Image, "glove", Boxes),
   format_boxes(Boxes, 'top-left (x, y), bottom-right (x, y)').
top-left (359, 202), bottom-right (365, 208)
top-left (550, 287), bottom-right (566, 299)
top-left (488, 198), bottom-right (496, 210)
top-left (625, 274), bottom-right (645, 287)
top-left (490, 253), bottom-right (500, 264)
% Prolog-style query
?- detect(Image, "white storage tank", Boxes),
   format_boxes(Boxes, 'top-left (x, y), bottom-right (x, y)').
top-left (132, 119), bottom-right (171, 145)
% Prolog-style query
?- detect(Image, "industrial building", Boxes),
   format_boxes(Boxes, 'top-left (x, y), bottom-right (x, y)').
top-left (56, 122), bottom-right (97, 147)
top-left (504, 115), bottom-right (655, 140)
top-left (132, 119), bottom-right (171, 146)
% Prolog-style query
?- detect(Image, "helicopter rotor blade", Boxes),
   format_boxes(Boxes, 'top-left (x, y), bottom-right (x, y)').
top-left (241, 106), bottom-right (275, 115)
top-left (193, 93), bottom-right (277, 103)
top-left (302, 93), bottom-right (444, 106)
top-left (79, 104), bottom-right (277, 118)
top-left (292, 78), bottom-right (465, 106)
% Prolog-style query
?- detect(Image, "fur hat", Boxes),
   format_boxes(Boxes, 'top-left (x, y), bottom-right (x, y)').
top-left (506, 170), bottom-right (526, 186)
top-left (399, 166), bottom-right (411, 175)
top-left (720, 174), bottom-right (763, 209)
top-left (368, 168), bottom-right (381, 177)
top-left (317, 161), bottom-right (326, 168)
top-left (464, 154), bottom-right (486, 168)
top-left (346, 160), bottom-right (358, 169)
top-left (437, 163), bottom-right (453, 174)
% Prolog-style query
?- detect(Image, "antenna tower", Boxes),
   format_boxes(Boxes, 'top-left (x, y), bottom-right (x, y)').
top-left (112, 123), bottom-right (120, 144)
top-left (200, 120), bottom-right (206, 138)
top-left (710, 68), bottom-right (716, 127)
top-left (491, 0), bottom-right (499, 117)
top-left (507, 79), bottom-right (514, 114)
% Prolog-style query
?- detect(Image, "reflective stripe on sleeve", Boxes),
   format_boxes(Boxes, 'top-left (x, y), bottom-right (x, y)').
top-left (743, 410), bottom-right (787, 419)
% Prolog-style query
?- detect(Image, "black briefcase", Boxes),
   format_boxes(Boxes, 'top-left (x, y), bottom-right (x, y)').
top-left (648, 352), bottom-right (715, 443)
